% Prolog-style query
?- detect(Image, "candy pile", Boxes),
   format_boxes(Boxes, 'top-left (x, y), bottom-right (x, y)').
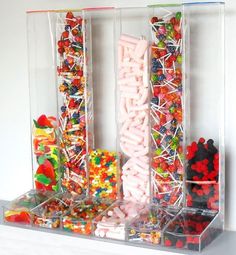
top-left (128, 206), bottom-right (179, 244)
top-left (62, 198), bottom-right (112, 235)
top-left (32, 115), bottom-right (59, 192)
top-left (89, 149), bottom-right (118, 199)
top-left (164, 209), bottom-right (217, 251)
top-left (4, 190), bottom-right (53, 224)
top-left (94, 201), bottom-right (145, 240)
top-left (57, 12), bottom-right (89, 196)
top-left (150, 11), bottom-right (183, 206)
top-left (32, 192), bottom-right (76, 228)
top-left (118, 34), bottom-right (150, 204)
top-left (186, 138), bottom-right (219, 210)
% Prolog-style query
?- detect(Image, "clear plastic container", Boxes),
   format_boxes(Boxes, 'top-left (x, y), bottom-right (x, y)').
top-left (31, 192), bottom-right (80, 228)
top-left (93, 200), bottom-right (146, 240)
top-left (62, 197), bottom-right (113, 235)
top-left (163, 208), bottom-right (221, 251)
top-left (3, 2), bottom-right (225, 252)
top-left (28, 10), bottom-right (95, 196)
top-left (115, 7), bottom-right (151, 204)
top-left (127, 205), bottom-right (179, 245)
top-left (3, 190), bottom-right (54, 225)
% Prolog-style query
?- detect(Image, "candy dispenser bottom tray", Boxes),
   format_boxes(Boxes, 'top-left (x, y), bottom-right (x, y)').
top-left (1, 191), bottom-right (223, 252)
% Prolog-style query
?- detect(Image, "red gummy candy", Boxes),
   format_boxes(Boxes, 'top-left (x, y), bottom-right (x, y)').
top-left (37, 115), bottom-right (53, 128)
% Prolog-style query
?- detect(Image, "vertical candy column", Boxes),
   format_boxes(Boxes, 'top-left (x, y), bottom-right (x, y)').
top-left (56, 11), bottom-right (92, 196)
top-left (149, 8), bottom-right (184, 206)
top-left (116, 8), bottom-right (151, 204)
top-left (27, 11), bottom-right (60, 192)
top-left (117, 37), bottom-right (150, 203)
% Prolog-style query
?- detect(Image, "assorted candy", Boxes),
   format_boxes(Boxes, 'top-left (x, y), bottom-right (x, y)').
top-left (150, 11), bottom-right (184, 206)
top-left (62, 198), bottom-right (112, 235)
top-left (94, 201), bottom-right (145, 240)
top-left (163, 209), bottom-right (218, 251)
top-left (4, 190), bottom-right (53, 224)
top-left (118, 34), bottom-right (150, 204)
top-left (89, 149), bottom-right (118, 199)
top-left (186, 138), bottom-right (219, 210)
top-left (32, 115), bottom-right (59, 191)
top-left (57, 11), bottom-right (90, 196)
top-left (6, 8), bottom-right (223, 252)
top-left (32, 192), bottom-right (77, 228)
top-left (128, 206), bottom-right (179, 244)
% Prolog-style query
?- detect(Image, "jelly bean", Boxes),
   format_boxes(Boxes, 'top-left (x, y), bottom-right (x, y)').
top-left (89, 149), bottom-right (118, 199)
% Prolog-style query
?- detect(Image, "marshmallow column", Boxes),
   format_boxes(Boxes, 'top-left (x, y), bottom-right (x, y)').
top-left (117, 34), bottom-right (150, 204)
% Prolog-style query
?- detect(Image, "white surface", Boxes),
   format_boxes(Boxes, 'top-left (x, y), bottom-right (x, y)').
top-left (0, 0), bottom-right (235, 232)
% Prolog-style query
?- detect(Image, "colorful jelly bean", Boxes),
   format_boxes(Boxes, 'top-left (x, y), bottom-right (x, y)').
top-left (89, 149), bottom-right (118, 199)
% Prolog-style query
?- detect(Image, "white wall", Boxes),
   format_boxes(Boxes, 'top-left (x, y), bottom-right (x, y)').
top-left (0, 0), bottom-right (235, 231)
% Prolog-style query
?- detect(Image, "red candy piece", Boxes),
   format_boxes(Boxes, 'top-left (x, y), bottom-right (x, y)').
top-left (37, 115), bottom-right (53, 128)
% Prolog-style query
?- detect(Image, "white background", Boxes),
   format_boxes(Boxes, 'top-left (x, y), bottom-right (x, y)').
top-left (0, 0), bottom-right (235, 232)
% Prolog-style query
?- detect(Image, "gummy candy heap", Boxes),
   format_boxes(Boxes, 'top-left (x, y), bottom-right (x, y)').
top-left (4, 190), bottom-right (52, 224)
top-left (186, 138), bottom-right (219, 210)
top-left (150, 11), bottom-right (183, 206)
top-left (89, 149), bottom-right (118, 199)
top-left (57, 12), bottom-right (88, 196)
top-left (32, 115), bottom-right (59, 192)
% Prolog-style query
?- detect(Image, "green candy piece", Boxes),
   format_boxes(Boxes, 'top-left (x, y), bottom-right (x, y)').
top-left (39, 144), bottom-right (45, 152)
top-left (162, 173), bottom-right (169, 178)
top-left (38, 155), bottom-right (46, 165)
top-left (172, 137), bottom-right (179, 144)
top-left (71, 118), bottom-right (77, 125)
top-left (171, 144), bottom-right (178, 150)
top-left (169, 106), bottom-right (175, 113)
top-left (177, 55), bottom-right (182, 64)
top-left (153, 132), bottom-right (160, 140)
top-left (176, 12), bottom-right (182, 20)
top-left (95, 156), bottom-right (101, 165)
top-left (35, 174), bottom-right (51, 185)
top-left (166, 23), bottom-right (173, 31)
top-left (157, 41), bottom-right (165, 49)
top-left (155, 148), bottom-right (162, 156)
top-left (156, 167), bottom-right (163, 173)
top-left (151, 74), bottom-right (158, 83)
